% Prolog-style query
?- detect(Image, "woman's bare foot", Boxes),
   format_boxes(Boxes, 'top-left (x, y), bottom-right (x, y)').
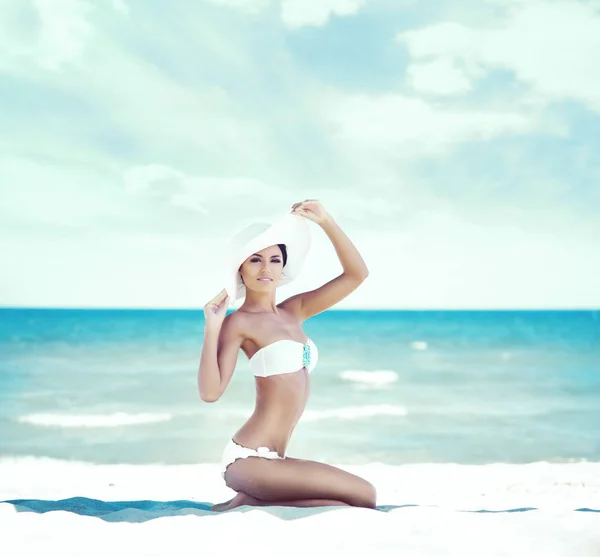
top-left (210, 496), bottom-right (235, 512)
top-left (210, 492), bottom-right (261, 512)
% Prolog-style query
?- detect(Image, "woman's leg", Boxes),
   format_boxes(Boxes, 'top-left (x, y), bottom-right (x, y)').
top-left (211, 491), bottom-right (349, 512)
top-left (222, 455), bottom-right (377, 509)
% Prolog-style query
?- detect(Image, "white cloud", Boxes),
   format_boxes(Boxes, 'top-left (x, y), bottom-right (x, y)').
top-left (280, 0), bottom-right (367, 28)
top-left (123, 165), bottom-right (187, 198)
top-left (397, 1), bottom-right (600, 111)
top-left (0, 0), bottom-right (94, 72)
top-left (122, 164), bottom-right (290, 218)
top-left (0, 156), bottom-right (121, 229)
top-left (353, 209), bottom-right (600, 309)
top-left (201, 0), bottom-right (271, 12)
top-left (323, 91), bottom-right (544, 156)
top-left (56, 43), bottom-right (274, 173)
top-left (121, 164), bottom-right (406, 224)
top-left (406, 56), bottom-right (476, 96)
top-left (112, 0), bottom-right (129, 16)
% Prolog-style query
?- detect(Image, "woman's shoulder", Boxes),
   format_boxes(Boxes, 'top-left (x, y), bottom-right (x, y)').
top-left (224, 309), bottom-right (247, 331)
top-left (226, 309), bottom-right (258, 341)
top-left (277, 297), bottom-right (304, 322)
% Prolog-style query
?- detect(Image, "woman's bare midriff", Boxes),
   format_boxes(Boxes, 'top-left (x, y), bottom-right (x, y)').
top-left (231, 304), bottom-right (310, 456)
top-left (232, 370), bottom-right (310, 454)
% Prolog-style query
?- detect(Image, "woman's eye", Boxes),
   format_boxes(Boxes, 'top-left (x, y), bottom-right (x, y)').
top-left (250, 258), bottom-right (281, 263)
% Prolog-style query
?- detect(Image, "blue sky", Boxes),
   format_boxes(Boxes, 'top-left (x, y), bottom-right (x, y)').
top-left (1, 0), bottom-right (599, 309)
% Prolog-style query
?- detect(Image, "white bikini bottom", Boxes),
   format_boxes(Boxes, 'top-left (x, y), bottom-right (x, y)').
top-left (220, 439), bottom-right (284, 479)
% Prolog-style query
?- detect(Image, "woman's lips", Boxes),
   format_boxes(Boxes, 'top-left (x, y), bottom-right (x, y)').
top-left (258, 278), bottom-right (272, 281)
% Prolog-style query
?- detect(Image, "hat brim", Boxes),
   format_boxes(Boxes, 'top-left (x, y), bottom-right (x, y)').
top-left (224, 213), bottom-right (311, 308)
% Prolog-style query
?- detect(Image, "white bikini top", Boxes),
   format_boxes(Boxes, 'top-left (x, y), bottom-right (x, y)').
top-left (249, 338), bottom-right (319, 377)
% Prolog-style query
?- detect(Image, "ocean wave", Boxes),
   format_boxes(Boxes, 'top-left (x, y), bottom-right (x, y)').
top-left (16, 412), bottom-right (173, 428)
top-left (303, 404), bottom-right (408, 422)
top-left (339, 370), bottom-right (399, 387)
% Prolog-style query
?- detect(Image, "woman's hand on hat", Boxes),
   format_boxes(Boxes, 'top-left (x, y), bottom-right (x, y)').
top-left (291, 199), bottom-right (330, 226)
top-left (204, 289), bottom-right (229, 328)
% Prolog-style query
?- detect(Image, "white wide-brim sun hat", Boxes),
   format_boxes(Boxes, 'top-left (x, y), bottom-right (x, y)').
top-left (223, 212), bottom-right (312, 308)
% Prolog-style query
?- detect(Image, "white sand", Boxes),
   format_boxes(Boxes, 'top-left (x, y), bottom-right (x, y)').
top-left (1, 457), bottom-right (599, 557)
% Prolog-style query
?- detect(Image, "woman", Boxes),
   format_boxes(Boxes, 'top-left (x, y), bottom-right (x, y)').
top-left (199, 199), bottom-right (376, 511)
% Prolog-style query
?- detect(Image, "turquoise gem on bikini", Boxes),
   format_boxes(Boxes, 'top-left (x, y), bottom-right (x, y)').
top-left (302, 343), bottom-right (311, 368)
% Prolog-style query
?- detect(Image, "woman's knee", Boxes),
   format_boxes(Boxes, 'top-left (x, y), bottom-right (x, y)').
top-left (363, 481), bottom-right (377, 508)
top-left (349, 480), bottom-right (377, 509)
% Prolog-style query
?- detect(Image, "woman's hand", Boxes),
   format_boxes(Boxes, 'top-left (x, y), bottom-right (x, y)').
top-left (291, 199), bottom-right (331, 226)
top-left (204, 289), bottom-right (229, 328)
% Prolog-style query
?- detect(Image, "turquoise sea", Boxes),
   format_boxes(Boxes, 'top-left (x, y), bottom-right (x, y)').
top-left (1, 309), bottom-right (598, 465)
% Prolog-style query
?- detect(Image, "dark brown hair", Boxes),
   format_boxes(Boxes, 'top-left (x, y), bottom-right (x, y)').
top-left (278, 244), bottom-right (287, 267)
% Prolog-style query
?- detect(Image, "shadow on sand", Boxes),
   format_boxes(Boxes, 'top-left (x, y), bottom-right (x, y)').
top-left (2, 497), bottom-right (598, 523)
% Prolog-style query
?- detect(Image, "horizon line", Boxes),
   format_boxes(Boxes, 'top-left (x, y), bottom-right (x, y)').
top-left (0, 306), bottom-right (599, 312)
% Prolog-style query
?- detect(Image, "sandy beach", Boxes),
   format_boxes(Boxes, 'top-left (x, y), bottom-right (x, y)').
top-left (1, 457), bottom-right (598, 557)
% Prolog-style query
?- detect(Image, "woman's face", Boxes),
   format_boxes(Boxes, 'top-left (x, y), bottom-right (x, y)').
top-left (239, 244), bottom-right (284, 292)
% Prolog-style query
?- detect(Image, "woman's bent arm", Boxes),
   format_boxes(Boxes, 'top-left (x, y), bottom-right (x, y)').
top-left (198, 324), bottom-right (221, 402)
top-left (198, 313), bottom-right (243, 402)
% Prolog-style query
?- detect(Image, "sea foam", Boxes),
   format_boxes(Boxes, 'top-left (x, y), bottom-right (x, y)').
top-left (17, 412), bottom-right (172, 428)
top-left (339, 370), bottom-right (399, 388)
top-left (302, 404), bottom-right (408, 422)
top-left (411, 341), bottom-right (428, 350)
